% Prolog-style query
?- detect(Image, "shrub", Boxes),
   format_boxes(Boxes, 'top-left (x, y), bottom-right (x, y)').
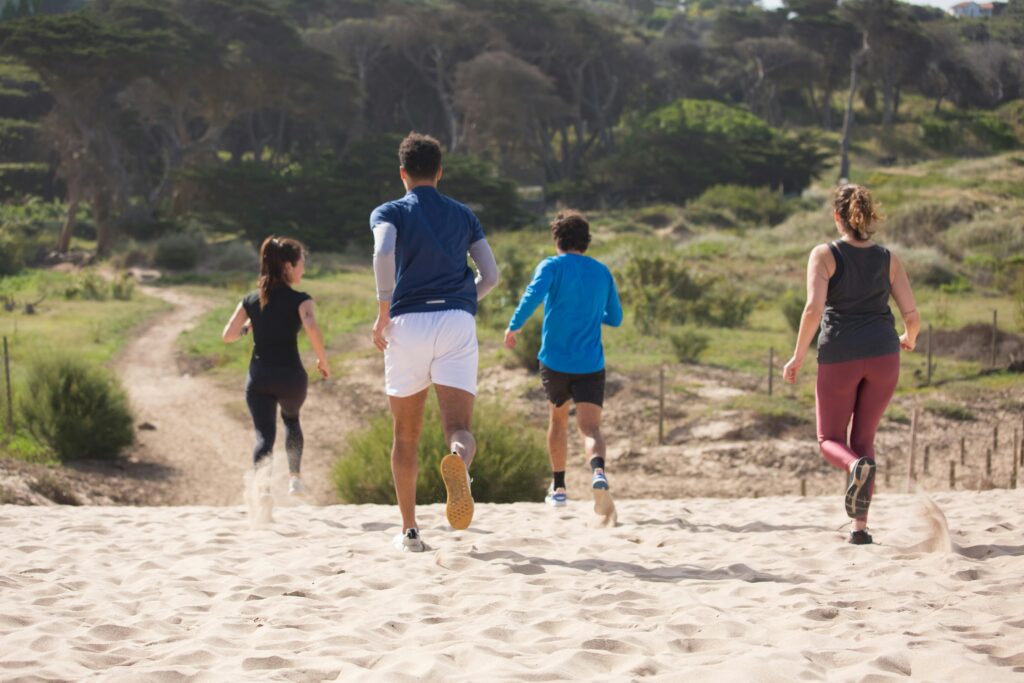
top-left (919, 116), bottom-right (956, 150)
top-left (333, 399), bottom-right (549, 504)
top-left (19, 357), bottom-right (135, 462)
top-left (684, 184), bottom-right (794, 229)
top-left (207, 239), bottom-right (258, 272)
top-left (510, 319), bottom-right (543, 372)
top-left (670, 327), bottom-right (709, 363)
top-left (619, 254), bottom-right (754, 333)
top-left (154, 233), bottom-right (204, 271)
top-left (592, 99), bottom-right (827, 204)
top-left (64, 271), bottom-right (112, 301)
top-left (110, 273), bottom-right (135, 301)
top-left (924, 399), bottom-right (975, 422)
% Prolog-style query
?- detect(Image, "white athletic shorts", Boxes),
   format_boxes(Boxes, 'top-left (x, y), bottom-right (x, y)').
top-left (384, 309), bottom-right (478, 397)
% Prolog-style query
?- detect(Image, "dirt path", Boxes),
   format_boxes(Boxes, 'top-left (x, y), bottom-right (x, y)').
top-left (114, 286), bottom-right (383, 507)
top-left (116, 287), bottom-right (250, 505)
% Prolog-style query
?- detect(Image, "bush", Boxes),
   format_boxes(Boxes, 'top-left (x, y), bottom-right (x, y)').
top-left (591, 99), bottom-right (827, 205)
top-left (333, 399), bottom-right (549, 504)
top-left (154, 233), bottom-right (204, 271)
top-left (19, 356), bottom-right (135, 462)
top-left (510, 319), bottom-right (543, 372)
top-left (919, 116), bottom-right (956, 150)
top-left (923, 399), bottom-right (975, 422)
top-left (684, 184), bottom-right (794, 229)
top-left (110, 273), bottom-right (135, 301)
top-left (63, 271), bottom-right (111, 301)
top-left (207, 239), bottom-right (258, 272)
top-left (781, 289), bottom-right (820, 344)
top-left (670, 327), bottom-right (709, 363)
top-left (619, 254), bottom-right (754, 333)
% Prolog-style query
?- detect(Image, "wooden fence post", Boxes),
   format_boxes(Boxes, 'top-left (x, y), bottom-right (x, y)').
top-left (960, 436), bottom-right (966, 466)
top-left (986, 448), bottom-right (992, 478)
top-left (991, 309), bottom-right (997, 369)
top-left (768, 347), bottom-right (774, 397)
top-left (3, 337), bottom-right (11, 435)
top-left (923, 445), bottom-right (930, 476)
top-left (658, 366), bottom-right (665, 446)
top-left (800, 478), bottom-right (806, 497)
top-left (926, 323), bottom-right (933, 385)
top-left (950, 460), bottom-right (956, 489)
top-left (907, 408), bottom-right (919, 491)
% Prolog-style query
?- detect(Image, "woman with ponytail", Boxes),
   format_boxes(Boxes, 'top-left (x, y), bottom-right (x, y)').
top-left (222, 236), bottom-right (330, 517)
top-left (782, 185), bottom-right (920, 545)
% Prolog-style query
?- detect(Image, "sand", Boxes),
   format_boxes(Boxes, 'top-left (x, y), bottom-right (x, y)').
top-left (2, 489), bottom-right (1023, 682)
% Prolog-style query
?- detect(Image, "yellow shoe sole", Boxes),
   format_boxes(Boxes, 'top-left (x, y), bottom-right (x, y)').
top-left (440, 453), bottom-right (474, 530)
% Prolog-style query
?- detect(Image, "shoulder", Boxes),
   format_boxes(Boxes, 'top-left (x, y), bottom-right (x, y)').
top-left (292, 289), bottom-right (312, 303)
top-left (442, 193), bottom-right (482, 222)
top-left (370, 199), bottom-right (406, 224)
top-left (809, 243), bottom-right (836, 275)
top-left (242, 291), bottom-right (260, 308)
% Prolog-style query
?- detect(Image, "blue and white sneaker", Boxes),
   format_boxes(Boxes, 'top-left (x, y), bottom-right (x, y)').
top-left (545, 485), bottom-right (568, 507)
top-left (592, 469), bottom-right (609, 491)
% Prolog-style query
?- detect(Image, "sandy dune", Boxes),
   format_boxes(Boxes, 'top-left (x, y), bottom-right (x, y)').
top-left (2, 490), bottom-right (1022, 681)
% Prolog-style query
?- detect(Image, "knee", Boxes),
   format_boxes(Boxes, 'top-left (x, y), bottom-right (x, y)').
top-left (578, 423), bottom-right (603, 441)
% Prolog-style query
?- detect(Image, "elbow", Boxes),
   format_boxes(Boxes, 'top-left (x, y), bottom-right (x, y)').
top-left (803, 304), bottom-right (824, 320)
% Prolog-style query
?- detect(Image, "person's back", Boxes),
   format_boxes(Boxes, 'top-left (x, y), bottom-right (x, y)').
top-left (242, 286), bottom-right (310, 369)
top-left (818, 241), bottom-right (899, 365)
top-left (372, 186), bottom-right (482, 317)
top-left (528, 254), bottom-right (618, 375)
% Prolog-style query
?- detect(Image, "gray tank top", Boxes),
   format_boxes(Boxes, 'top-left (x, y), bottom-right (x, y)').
top-left (817, 240), bottom-right (900, 364)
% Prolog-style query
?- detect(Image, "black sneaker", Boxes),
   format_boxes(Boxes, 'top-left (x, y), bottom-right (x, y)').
top-left (844, 457), bottom-right (876, 519)
top-left (848, 529), bottom-right (874, 545)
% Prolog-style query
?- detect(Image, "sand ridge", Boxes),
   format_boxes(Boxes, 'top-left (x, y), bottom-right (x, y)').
top-left (2, 490), bottom-right (1022, 681)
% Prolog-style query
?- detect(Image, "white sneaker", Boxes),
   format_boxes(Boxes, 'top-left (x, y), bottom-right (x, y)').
top-left (393, 528), bottom-right (425, 553)
top-left (288, 476), bottom-right (306, 496)
top-left (545, 484), bottom-right (568, 508)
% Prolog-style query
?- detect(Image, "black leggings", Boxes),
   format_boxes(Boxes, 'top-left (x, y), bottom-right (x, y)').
top-left (245, 362), bottom-right (308, 473)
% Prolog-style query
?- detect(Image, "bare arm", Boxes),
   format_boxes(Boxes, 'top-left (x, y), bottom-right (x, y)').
top-left (299, 299), bottom-right (330, 378)
top-left (889, 252), bottom-right (920, 351)
top-left (221, 301), bottom-right (249, 343)
top-left (783, 245), bottom-right (833, 383)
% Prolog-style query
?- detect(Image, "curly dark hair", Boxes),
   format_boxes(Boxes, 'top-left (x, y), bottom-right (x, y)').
top-left (550, 211), bottom-right (591, 253)
top-left (398, 132), bottom-right (442, 180)
top-left (833, 184), bottom-right (882, 241)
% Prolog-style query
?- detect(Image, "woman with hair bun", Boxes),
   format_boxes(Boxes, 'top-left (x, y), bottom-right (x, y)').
top-left (222, 236), bottom-right (330, 520)
top-left (783, 185), bottom-right (920, 545)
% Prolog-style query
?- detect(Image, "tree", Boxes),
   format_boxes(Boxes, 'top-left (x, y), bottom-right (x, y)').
top-left (454, 50), bottom-right (566, 176)
top-left (784, 0), bottom-right (859, 130)
top-left (735, 37), bottom-right (821, 125)
top-left (0, 12), bottom-right (155, 253)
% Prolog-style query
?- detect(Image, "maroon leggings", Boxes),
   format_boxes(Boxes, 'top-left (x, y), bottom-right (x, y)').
top-left (816, 353), bottom-right (900, 519)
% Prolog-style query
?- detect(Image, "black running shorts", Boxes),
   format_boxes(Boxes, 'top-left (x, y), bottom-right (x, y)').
top-left (539, 363), bottom-right (605, 408)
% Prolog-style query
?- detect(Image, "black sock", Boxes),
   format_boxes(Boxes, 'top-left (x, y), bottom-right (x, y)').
top-left (590, 457), bottom-right (605, 472)
top-left (552, 471), bottom-right (566, 490)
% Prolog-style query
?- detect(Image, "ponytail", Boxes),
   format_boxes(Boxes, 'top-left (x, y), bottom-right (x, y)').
top-left (832, 184), bottom-right (881, 241)
top-left (258, 236), bottom-right (304, 309)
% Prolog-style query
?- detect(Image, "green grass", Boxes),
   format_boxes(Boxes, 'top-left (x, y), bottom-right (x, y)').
top-left (0, 270), bottom-right (169, 464)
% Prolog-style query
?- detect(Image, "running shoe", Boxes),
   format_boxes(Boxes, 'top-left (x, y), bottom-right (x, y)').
top-left (545, 484), bottom-right (568, 507)
top-left (592, 468), bottom-right (610, 491)
top-left (288, 475), bottom-right (306, 496)
top-left (845, 457), bottom-right (876, 518)
top-left (393, 528), bottom-right (425, 553)
top-left (848, 529), bottom-right (874, 545)
top-left (440, 453), bottom-right (474, 530)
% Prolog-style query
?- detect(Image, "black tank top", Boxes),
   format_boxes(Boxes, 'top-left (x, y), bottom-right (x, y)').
top-left (242, 286), bottom-right (312, 369)
top-left (817, 241), bottom-right (900, 364)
